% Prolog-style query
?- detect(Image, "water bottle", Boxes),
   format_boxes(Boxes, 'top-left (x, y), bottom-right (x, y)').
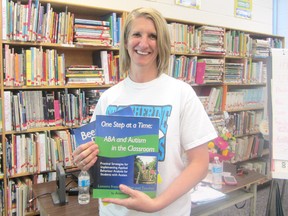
top-left (78, 170), bottom-right (90, 204)
top-left (211, 156), bottom-right (223, 189)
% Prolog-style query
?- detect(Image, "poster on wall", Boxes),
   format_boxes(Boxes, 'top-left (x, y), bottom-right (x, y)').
top-left (268, 48), bottom-right (288, 180)
top-left (234, 0), bottom-right (252, 19)
top-left (175, 0), bottom-right (201, 9)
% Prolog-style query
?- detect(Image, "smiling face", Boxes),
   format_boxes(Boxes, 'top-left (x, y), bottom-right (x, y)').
top-left (125, 17), bottom-right (159, 79)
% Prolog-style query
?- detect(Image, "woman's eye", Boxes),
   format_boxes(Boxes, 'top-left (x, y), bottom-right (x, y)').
top-left (149, 34), bottom-right (157, 40)
top-left (132, 33), bottom-right (141, 37)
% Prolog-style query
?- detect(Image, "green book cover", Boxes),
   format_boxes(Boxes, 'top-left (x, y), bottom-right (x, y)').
top-left (93, 115), bottom-right (159, 199)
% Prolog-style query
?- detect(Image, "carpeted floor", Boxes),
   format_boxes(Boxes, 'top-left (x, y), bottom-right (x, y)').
top-left (212, 179), bottom-right (288, 216)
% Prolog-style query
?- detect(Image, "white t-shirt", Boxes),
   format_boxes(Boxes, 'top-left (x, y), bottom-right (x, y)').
top-left (91, 73), bottom-right (217, 216)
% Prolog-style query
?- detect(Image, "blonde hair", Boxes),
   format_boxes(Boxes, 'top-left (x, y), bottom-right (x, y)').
top-left (119, 7), bottom-right (171, 76)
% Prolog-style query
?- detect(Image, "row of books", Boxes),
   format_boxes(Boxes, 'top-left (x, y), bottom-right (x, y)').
top-left (5, 130), bottom-right (75, 177)
top-left (6, 173), bottom-right (55, 216)
top-left (225, 30), bottom-right (253, 57)
top-left (225, 88), bottom-right (264, 111)
top-left (168, 54), bottom-right (267, 85)
top-left (230, 135), bottom-right (267, 163)
top-left (225, 59), bottom-right (267, 84)
top-left (4, 45), bottom-right (65, 87)
top-left (168, 22), bottom-right (194, 53)
top-left (249, 60), bottom-right (267, 84)
top-left (240, 158), bottom-right (269, 175)
top-left (3, 45), bottom-right (123, 86)
top-left (93, 50), bottom-right (124, 85)
top-left (167, 55), bottom-right (197, 83)
top-left (168, 24), bottom-right (225, 55)
top-left (2, 0), bottom-right (125, 46)
top-left (3, 44), bottom-right (267, 88)
top-left (7, 177), bottom-right (33, 216)
top-left (225, 30), bottom-right (283, 58)
top-left (198, 87), bottom-right (223, 114)
top-left (3, 0), bottom-right (282, 53)
top-left (229, 110), bottom-right (263, 136)
top-left (167, 56), bottom-right (224, 84)
top-left (3, 0), bottom-right (74, 44)
top-left (4, 89), bottom-right (105, 132)
top-left (167, 22), bottom-right (282, 56)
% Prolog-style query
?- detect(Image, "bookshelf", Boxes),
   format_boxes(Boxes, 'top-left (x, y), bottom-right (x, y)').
top-left (0, 0), bottom-right (284, 215)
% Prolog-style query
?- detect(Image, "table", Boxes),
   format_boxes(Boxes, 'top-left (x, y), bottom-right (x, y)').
top-left (32, 163), bottom-right (265, 216)
top-left (191, 163), bottom-right (267, 216)
top-left (32, 180), bottom-right (99, 216)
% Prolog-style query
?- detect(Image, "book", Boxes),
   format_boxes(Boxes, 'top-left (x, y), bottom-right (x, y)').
top-left (72, 121), bottom-right (97, 147)
top-left (93, 114), bottom-right (159, 199)
top-left (195, 62), bottom-right (206, 84)
top-left (4, 91), bottom-right (12, 131)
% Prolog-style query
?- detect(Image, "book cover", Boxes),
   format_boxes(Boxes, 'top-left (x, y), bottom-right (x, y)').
top-left (72, 121), bottom-right (97, 148)
top-left (93, 114), bottom-right (159, 199)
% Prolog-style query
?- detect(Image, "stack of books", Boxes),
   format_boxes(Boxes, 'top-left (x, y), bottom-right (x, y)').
top-left (198, 26), bottom-right (225, 55)
top-left (197, 58), bottom-right (224, 84)
top-left (74, 18), bottom-right (112, 46)
top-left (224, 62), bottom-right (244, 84)
top-left (65, 65), bottom-right (105, 85)
top-left (251, 39), bottom-right (270, 58)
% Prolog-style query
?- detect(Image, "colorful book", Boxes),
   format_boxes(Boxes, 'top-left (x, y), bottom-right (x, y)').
top-left (93, 114), bottom-right (159, 199)
top-left (195, 62), bottom-right (206, 84)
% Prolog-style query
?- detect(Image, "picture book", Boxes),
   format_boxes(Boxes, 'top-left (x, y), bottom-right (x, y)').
top-left (93, 115), bottom-right (159, 199)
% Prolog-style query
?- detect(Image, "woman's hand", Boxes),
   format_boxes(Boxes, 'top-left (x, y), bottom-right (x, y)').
top-left (102, 184), bottom-right (161, 213)
top-left (72, 141), bottom-right (99, 171)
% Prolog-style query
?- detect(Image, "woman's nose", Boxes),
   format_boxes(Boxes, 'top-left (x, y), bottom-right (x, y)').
top-left (138, 36), bottom-right (149, 48)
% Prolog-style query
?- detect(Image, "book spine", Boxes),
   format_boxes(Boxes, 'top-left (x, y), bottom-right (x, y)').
top-left (195, 62), bottom-right (206, 84)
top-left (4, 91), bottom-right (12, 131)
top-left (2, 0), bottom-right (7, 40)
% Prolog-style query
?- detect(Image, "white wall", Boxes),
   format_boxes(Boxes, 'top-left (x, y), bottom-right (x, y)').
top-left (274, 0), bottom-right (288, 47)
top-left (67, 0), bottom-right (273, 34)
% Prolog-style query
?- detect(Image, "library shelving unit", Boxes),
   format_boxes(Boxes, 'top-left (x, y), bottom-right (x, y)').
top-left (0, 1), bottom-right (284, 215)
top-left (166, 22), bottom-right (284, 181)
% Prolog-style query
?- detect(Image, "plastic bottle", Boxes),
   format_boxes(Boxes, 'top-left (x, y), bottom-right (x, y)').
top-left (211, 156), bottom-right (223, 189)
top-left (78, 170), bottom-right (90, 204)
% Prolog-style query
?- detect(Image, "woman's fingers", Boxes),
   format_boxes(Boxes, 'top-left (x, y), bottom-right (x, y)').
top-left (73, 141), bottom-right (99, 170)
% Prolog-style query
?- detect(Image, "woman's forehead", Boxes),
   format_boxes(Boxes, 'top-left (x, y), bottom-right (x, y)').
top-left (130, 17), bottom-right (156, 31)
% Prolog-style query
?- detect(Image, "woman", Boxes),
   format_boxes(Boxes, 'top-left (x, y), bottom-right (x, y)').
top-left (73, 7), bottom-right (217, 216)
